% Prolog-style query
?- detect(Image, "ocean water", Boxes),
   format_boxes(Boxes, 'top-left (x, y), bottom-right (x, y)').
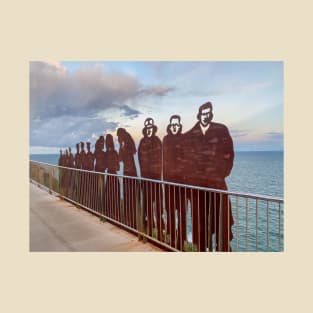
top-left (30, 151), bottom-right (284, 251)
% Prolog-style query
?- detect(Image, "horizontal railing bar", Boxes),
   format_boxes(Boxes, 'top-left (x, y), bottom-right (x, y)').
top-left (30, 160), bottom-right (284, 203)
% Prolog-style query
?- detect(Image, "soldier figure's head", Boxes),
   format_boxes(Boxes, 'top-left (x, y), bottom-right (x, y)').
top-left (197, 101), bottom-right (213, 127)
top-left (167, 114), bottom-right (182, 135)
top-left (76, 143), bottom-right (80, 153)
top-left (68, 147), bottom-right (71, 153)
top-left (80, 141), bottom-right (84, 151)
top-left (86, 142), bottom-right (91, 152)
top-left (143, 117), bottom-right (157, 138)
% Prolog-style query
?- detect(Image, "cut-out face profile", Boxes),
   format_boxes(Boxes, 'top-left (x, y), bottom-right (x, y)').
top-left (144, 117), bottom-right (155, 138)
top-left (167, 114), bottom-right (182, 136)
top-left (197, 102), bottom-right (213, 127)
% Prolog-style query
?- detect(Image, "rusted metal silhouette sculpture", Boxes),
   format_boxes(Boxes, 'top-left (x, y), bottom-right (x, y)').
top-left (63, 149), bottom-right (70, 196)
top-left (117, 128), bottom-right (138, 228)
top-left (94, 136), bottom-right (106, 215)
top-left (81, 142), bottom-right (93, 210)
top-left (104, 134), bottom-right (120, 221)
top-left (58, 149), bottom-right (64, 166)
top-left (64, 149), bottom-right (69, 166)
top-left (163, 115), bottom-right (187, 249)
top-left (85, 142), bottom-right (95, 171)
top-left (184, 101), bottom-right (234, 251)
top-left (58, 149), bottom-right (65, 194)
top-left (94, 136), bottom-right (106, 172)
top-left (68, 147), bottom-right (75, 168)
top-left (79, 142), bottom-right (87, 169)
top-left (79, 142), bottom-right (88, 206)
top-left (138, 118), bottom-right (163, 240)
top-left (72, 143), bottom-right (81, 202)
top-left (66, 147), bottom-right (75, 199)
top-left (74, 143), bottom-right (81, 169)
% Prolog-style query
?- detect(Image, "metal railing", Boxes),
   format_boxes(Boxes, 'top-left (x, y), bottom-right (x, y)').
top-left (29, 160), bottom-right (284, 252)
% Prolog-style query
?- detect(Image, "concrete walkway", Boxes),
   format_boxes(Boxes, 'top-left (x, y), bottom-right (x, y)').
top-left (30, 183), bottom-right (162, 252)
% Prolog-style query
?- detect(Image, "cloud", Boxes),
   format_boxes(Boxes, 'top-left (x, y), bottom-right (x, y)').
top-left (30, 61), bottom-right (175, 148)
top-left (177, 81), bottom-right (273, 98)
top-left (140, 86), bottom-right (175, 97)
top-left (30, 115), bottom-right (118, 147)
top-left (30, 61), bottom-right (174, 120)
top-left (230, 129), bottom-right (249, 138)
top-left (120, 104), bottom-right (141, 119)
top-left (215, 82), bottom-right (273, 95)
top-left (264, 132), bottom-right (284, 140)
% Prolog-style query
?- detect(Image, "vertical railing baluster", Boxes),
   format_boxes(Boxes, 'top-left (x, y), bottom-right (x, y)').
top-left (208, 191), bottom-right (212, 252)
top-left (104, 174), bottom-right (107, 218)
top-left (197, 189), bottom-right (200, 252)
top-left (267, 200), bottom-right (269, 251)
top-left (92, 171), bottom-right (95, 211)
top-left (214, 192), bottom-right (216, 252)
top-left (108, 175), bottom-right (111, 219)
top-left (150, 181), bottom-right (153, 237)
top-left (227, 194), bottom-right (230, 252)
top-left (278, 202), bottom-right (281, 251)
top-left (154, 181), bottom-right (158, 240)
top-left (236, 196), bottom-right (239, 251)
top-left (179, 186), bottom-right (182, 251)
top-left (256, 199), bottom-right (258, 252)
top-left (159, 182), bottom-right (162, 242)
top-left (169, 184), bottom-right (171, 245)
top-left (185, 186), bottom-right (187, 252)
top-left (127, 177), bottom-right (130, 226)
top-left (245, 197), bottom-right (248, 251)
top-left (131, 178), bottom-right (133, 227)
top-left (204, 190), bottom-right (207, 252)
top-left (87, 171), bottom-right (90, 210)
top-left (219, 192), bottom-right (222, 252)
top-left (173, 185), bottom-right (176, 248)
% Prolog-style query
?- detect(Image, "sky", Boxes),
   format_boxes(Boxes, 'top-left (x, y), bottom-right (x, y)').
top-left (29, 61), bottom-right (283, 153)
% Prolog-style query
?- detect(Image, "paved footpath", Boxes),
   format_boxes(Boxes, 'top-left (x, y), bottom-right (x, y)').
top-left (30, 183), bottom-right (162, 252)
